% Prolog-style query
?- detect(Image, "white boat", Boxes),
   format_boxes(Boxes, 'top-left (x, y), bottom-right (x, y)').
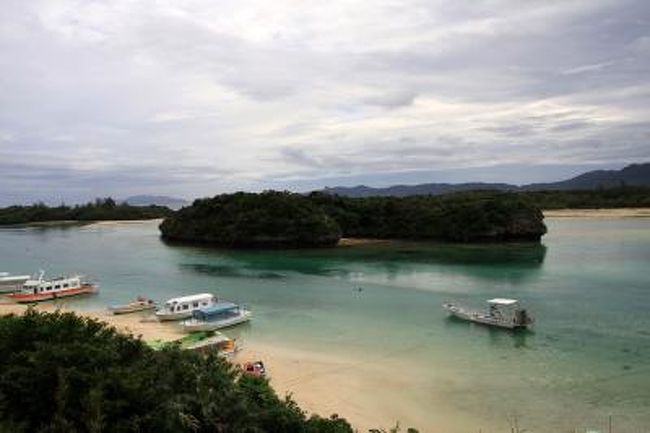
top-left (155, 293), bottom-right (218, 321)
top-left (0, 272), bottom-right (31, 293)
top-left (7, 271), bottom-right (98, 303)
top-left (109, 296), bottom-right (157, 315)
top-left (182, 302), bottom-right (251, 332)
top-left (443, 298), bottom-right (533, 329)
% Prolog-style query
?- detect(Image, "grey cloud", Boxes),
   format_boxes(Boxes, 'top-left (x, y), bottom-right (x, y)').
top-left (0, 0), bottom-right (649, 202)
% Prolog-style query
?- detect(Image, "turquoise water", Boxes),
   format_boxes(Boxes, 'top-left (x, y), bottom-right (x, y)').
top-left (1, 218), bottom-right (649, 432)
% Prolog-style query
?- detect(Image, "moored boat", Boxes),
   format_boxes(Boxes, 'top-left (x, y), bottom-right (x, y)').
top-left (7, 271), bottom-right (98, 303)
top-left (155, 293), bottom-right (218, 321)
top-left (443, 298), bottom-right (533, 329)
top-left (0, 272), bottom-right (31, 293)
top-left (109, 296), bottom-right (156, 315)
top-left (182, 302), bottom-right (251, 332)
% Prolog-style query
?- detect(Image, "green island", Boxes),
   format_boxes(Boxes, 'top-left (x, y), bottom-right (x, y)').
top-left (0, 309), bottom-right (359, 433)
top-left (0, 198), bottom-right (172, 226)
top-left (159, 190), bottom-right (547, 247)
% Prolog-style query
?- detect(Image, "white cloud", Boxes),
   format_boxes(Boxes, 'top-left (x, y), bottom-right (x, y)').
top-left (0, 0), bottom-right (648, 203)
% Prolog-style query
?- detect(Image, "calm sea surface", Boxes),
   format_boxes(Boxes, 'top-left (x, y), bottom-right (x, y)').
top-left (1, 218), bottom-right (649, 432)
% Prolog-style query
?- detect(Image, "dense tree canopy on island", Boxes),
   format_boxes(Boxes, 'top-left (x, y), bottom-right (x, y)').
top-left (159, 190), bottom-right (546, 247)
top-left (0, 198), bottom-right (172, 225)
top-left (159, 191), bottom-right (342, 248)
top-left (0, 309), bottom-right (354, 433)
top-left (309, 191), bottom-right (546, 242)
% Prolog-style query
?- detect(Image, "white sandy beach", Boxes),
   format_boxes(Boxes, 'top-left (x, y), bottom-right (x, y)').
top-left (543, 208), bottom-right (650, 218)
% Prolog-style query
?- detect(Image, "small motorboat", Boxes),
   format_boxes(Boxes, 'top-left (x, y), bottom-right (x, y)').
top-left (242, 361), bottom-right (266, 378)
top-left (443, 298), bottom-right (533, 329)
top-left (145, 331), bottom-right (239, 357)
top-left (109, 296), bottom-right (157, 315)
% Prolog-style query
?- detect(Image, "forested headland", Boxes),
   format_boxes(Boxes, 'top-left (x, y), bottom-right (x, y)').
top-left (0, 198), bottom-right (172, 225)
top-left (0, 309), bottom-right (355, 433)
top-left (519, 186), bottom-right (650, 209)
top-left (159, 190), bottom-right (547, 247)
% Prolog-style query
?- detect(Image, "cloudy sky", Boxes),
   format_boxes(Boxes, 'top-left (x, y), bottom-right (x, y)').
top-left (1, 0), bottom-right (649, 204)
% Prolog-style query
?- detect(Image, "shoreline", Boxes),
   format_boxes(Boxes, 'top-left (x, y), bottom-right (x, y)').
top-left (0, 301), bottom-right (474, 432)
top-left (543, 207), bottom-right (650, 218)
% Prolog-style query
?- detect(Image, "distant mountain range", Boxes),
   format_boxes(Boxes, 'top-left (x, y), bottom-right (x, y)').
top-left (321, 163), bottom-right (650, 197)
top-left (123, 195), bottom-right (189, 210)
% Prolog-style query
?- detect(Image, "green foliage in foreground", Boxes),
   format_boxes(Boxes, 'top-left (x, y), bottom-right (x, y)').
top-left (0, 310), bottom-right (353, 433)
top-left (0, 198), bottom-right (172, 225)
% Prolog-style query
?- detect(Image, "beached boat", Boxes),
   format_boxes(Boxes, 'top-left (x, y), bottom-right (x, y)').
top-left (146, 331), bottom-right (239, 356)
top-left (182, 302), bottom-right (251, 332)
top-left (7, 271), bottom-right (98, 303)
top-left (184, 333), bottom-right (239, 355)
top-left (241, 360), bottom-right (266, 378)
top-left (109, 296), bottom-right (156, 315)
top-left (443, 298), bottom-right (533, 329)
top-left (0, 272), bottom-right (31, 293)
top-left (155, 293), bottom-right (218, 321)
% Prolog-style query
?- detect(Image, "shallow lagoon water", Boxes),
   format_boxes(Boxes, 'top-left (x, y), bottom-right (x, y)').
top-left (1, 218), bottom-right (649, 432)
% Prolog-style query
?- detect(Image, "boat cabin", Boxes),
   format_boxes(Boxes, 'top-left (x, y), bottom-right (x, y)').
top-left (487, 298), bottom-right (530, 324)
top-left (191, 302), bottom-right (242, 322)
top-left (160, 293), bottom-right (217, 315)
top-left (21, 275), bottom-right (81, 295)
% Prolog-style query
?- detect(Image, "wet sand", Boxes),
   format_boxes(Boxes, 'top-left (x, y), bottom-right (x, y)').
top-left (543, 208), bottom-right (650, 218)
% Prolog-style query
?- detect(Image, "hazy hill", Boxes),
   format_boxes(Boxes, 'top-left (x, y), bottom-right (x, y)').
top-left (124, 195), bottom-right (188, 210)
top-left (522, 163), bottom-right (650, 191)
top-left (322, 163), bottom-right (650, 197)
top-left (323, 182), bottom-right (515, 197)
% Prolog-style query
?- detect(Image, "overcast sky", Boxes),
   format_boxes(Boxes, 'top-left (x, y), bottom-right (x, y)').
top-left (1, 0), bottom-right (649, 204)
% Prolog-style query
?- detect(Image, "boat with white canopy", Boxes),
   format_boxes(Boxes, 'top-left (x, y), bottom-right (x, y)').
top-left (443, 298), bottom-right (533, 329)
top-left (155, 293), bottom-right (218, 321)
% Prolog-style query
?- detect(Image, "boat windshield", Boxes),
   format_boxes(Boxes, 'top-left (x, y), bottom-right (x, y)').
top-left (192, 302), bottom-right (240, 321)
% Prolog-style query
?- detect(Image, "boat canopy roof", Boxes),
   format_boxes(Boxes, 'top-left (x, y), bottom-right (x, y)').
top-left (191, 302), bottom-right (239, 319)
top-left (487, 298), bottom-right (519, 306)
top-left (165, 293), bottom-right (215, 304)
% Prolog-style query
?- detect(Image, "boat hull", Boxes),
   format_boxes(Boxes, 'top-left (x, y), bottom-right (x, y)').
top-left (110, 304), bottom-right (157, 315)
top-left (155, 311), bottom-right (194, 321)
top-left (182, 311), bottom-right (251, 332)
top-left (8, 284), bottom-right (98, 303)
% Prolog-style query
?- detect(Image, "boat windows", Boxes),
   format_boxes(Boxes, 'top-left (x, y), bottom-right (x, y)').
top-left (63, 283), bottom-right (69, 288)
top-left (193, 302), bottom-right (199, 308)
top-left (54, 285), bottom-right (60, 289)
top-left (182, 304), bottom-right (189, 310)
